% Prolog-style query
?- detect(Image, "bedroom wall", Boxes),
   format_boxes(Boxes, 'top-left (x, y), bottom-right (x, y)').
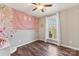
top-left (9, 8), bottom-right (38, 47)
top-left (59, 5), bottom-right (79, 50)
top-left (38, 5), bottom-right (79, 50)
top-left (38, 14), bottom-right (61, 45)
top-left (0, 5), bottom-right (38, 49)
top-left (38, 17), bottom-right (46, 41)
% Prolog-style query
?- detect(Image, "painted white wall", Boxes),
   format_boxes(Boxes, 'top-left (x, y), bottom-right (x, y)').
top-left (0, 47), bottom-right (10, 56)
top-left (9, 30), bottom-right (37, 53)
top-left (60, 5), bottom-right (79, 50)
top-left (38, 18), bottom-right (46, 41)
top-left (10, 30), bottom-right (36, 47)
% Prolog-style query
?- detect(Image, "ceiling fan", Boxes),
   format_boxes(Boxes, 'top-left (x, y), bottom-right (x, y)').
top-left (32, 3), bottom-right (52, 12)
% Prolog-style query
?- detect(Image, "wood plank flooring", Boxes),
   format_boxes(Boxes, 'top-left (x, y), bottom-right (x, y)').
top-left (11, 40), bottom-right (79, 56)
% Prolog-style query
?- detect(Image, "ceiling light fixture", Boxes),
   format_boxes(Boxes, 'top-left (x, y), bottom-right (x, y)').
top-left (37, 4), bottom-right (44, 10)
top-left (32, 3), bottom-right (52, 12)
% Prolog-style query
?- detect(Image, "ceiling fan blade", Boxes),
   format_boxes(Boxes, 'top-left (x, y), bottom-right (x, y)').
top-left (32, 8), bottom-right (37, 11)
top-left (41, 9), bottom-right (44, 12)
top-left (44, 4), bottom-right (52, 7)
top-left (32, 3), bottom-right (37, 5)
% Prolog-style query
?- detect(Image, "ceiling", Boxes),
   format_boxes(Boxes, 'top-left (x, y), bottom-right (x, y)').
top-left (3, 3), bottom-right (79, 18)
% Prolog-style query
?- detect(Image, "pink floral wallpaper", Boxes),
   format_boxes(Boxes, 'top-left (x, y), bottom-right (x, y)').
top-left (11, 9), bottom-right (38, 30)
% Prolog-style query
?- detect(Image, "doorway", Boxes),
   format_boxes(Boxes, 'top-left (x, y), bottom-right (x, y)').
top-left (45, 13), bottom-right (61, 46)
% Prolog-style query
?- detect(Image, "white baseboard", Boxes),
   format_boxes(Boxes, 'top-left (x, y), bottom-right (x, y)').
top-left (44, 39), bottom-right (60, 46)
top-left (10, 39), bottom-right (79, 54)
top-left (17, 39), bottom-right (37, 47)
top-left (61, 44), bottom-right (79, 51)
top-left (38, 39), bottom-right (45, 41)
top-left (10, 39), bottom-right (37, 53)
top-left (10, 47), bottom-right (17, 53)
top-left (40, 39), bottom-right (79, 51)
top-left (47, 40), bottom-right (58, 44)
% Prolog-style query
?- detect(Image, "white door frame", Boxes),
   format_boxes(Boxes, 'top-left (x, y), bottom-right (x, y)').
top-left (45, 12), bottom-right (61, 46)
top-left (56, 13), bottom-right (61, 46)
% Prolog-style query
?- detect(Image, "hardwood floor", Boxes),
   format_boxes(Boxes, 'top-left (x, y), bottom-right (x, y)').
top-left (11, 40), bottom-right (79, 56)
